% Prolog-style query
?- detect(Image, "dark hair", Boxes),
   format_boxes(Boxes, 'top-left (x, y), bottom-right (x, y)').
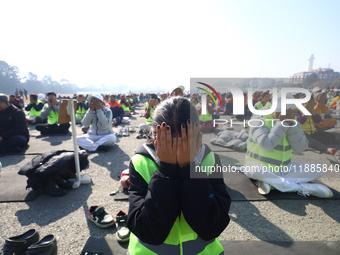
top-left (261, 90), bottom-right (270, 98)
top-left (30, 94), bottom-right (38, 100)
top-left (47, 91), bottom-right (56, 97)
top-left (152, 97), bottom-right (200, 138)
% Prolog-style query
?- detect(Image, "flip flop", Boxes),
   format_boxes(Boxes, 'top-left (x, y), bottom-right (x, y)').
top-left (129, 126), bottom-right (136, 132)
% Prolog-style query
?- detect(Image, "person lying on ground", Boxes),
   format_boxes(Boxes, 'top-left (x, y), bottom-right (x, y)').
top-left (127, 96), bottom-right (231, 255)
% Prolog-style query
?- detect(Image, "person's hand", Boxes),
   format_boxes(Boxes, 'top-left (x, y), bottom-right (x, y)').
top-left (148, 99), bottom-right (154, 108)
top-left (94, 100), bottom-right (103, 110)
top-left (0, 137), bottom-right (3, 143)
top-left (177, 120), bottom-right (202, 168)
top-left (154, 122), bottom-right (177, 165)
top-left (48, 99), bottom-right (53, 107)
top-left (279, 108), bottom-right (297, 125)
top-left (90, 102), bottom-right (95, 111)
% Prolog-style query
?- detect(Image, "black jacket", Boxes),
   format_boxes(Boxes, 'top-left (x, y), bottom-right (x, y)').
top-left (0, 104), bottom-right (29, 141)
top-left (25, 101), bottom-right (44, 112)
top-left (18, 150), bottom-right (89, 189)
top-left (127, 143), bottom-right (231, 245)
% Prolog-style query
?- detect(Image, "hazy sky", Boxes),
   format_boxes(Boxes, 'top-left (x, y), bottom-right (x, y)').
top-left (1, 0), bottom-right (339, 90)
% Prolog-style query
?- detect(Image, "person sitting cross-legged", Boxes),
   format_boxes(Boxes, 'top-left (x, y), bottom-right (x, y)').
top-left (35, 91), bottom-right (70, 135)
top-left (109, 94), bottom-right (124, 126)
top-left (244, 94), bottom-right (333, 198)
top-left (25, 93), bottom-right (45, 124)
top-left (77, 94), bottom-right (116, 152)
top-left (0, 93), bottom-right (29, 153)
top-left (75, 94), bottom-right (89, 124)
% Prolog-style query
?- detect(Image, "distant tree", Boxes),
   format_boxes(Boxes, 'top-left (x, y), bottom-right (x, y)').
top-left (302, 73), bottom-right (318, 87)
top-left (0, 60), bottom-right (21, 94)
top-left (331, 78), bottom-right (340, 88)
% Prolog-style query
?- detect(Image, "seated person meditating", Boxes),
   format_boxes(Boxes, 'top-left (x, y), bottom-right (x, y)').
top-left (75, 94), bottom-right (89, 124)
top-left (297, 96), bottom-right (337, 155)
top-left (77, 94), bottom-right (116, 152)
top-left (35, 91), bottom-right (70, 135)
top-left (0, 93), bottom-right (29, 153)
top-left (244, 94), bottom-right (333, 198)
top-left (109, 94), bottom-right (124, 126)
top-left (25, 93), bottom-right (45, 124)
top-left (127, 96), bottom-right (231, 255)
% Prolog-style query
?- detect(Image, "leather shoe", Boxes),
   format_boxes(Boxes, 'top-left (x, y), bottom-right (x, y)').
top-left (26, 235), bottom-right (57, 255)
top-left (40, 179), bottom-right (67, 197)
top-left (1, 229), bottom-right (39, 255)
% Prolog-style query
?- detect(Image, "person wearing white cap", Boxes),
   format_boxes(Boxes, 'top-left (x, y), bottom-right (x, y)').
top-left (170, 85), bottom-right (185, 97)
top-left (244, 93), bottom-right (333, 198)
top-left (77, 93), bottom-right (116, 151)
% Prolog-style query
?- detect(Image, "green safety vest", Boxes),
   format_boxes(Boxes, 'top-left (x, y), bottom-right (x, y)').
top-left (129, 98), bottom-right (134, 108)
top-left (119, 100), bottom-right (130, 112)
top-left (128, 151), bottom-right (224, 255)
top-left (44, 103), bottom-right (59, 125)
top-left (245, 114), bottom-right (292, 172)
top-left (76, 101), bottom-right (88, 119)
top-left (29, 100), bottom-right (43, 117)
top-left (145, 102), bottom-right (153, 124)
top-left (327, 91), bottom-right (332, 99)
top-left (197, 103), bottom-right (213, 122)
top-left (254, 101), bottom-right (272, 110)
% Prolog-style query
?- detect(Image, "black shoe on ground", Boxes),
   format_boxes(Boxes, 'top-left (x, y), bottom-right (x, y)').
top-left (97, 145), bottom-right (109, 151)
top-left (115, 211), bottom-right (130, 243)
top-left (40, 179), bottom-right (67, 197)
top-left (87, 206), bottom-right (115, 228)
top-left (1, 229), bottom-right (39, 255)
top-left (26, 234), bottom-right (57, 254)
top-left (53, 175), bottom-right (74, 190)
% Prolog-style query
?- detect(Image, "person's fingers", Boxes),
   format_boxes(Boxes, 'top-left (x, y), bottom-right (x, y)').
top-left (154, 138), bottom-right (158, 151)
top-left (177, 132), bottom-right (182, 152)
top-left (193, 121), bottom-right (199, 148)
top-left (172, 133), bottom-right (177, 153)
top-left (161, 122), bottom-right (167, 146)
top-left (166, 125), bottom-right (172, 149)
top-left (156, 124), bottom-right (161, 144)
top-left (181, 122), bottom-right (188, 151)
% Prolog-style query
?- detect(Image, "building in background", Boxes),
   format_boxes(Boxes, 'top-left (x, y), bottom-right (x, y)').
top-left (290, 54), bottom-right (340, 83)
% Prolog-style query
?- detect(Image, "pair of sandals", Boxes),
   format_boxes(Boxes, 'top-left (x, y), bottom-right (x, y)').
top-left (1, 229), bottom-right (57, 255)
top-left (117, 126), bottom-right (136, 137)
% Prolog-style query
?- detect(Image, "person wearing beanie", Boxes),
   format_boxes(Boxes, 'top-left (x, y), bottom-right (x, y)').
top-left (0, 93), bottom-right (29, 153)
top-left (35, 91), bottom-right (70, 135)
top-left (25, 93), bottom-right (45, 124)
top-left (77, 93), bottom-right (116, 151)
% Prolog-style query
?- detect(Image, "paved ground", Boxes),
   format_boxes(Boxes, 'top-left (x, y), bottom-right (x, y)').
top-left (0, 103), bottom-right (340, 254)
